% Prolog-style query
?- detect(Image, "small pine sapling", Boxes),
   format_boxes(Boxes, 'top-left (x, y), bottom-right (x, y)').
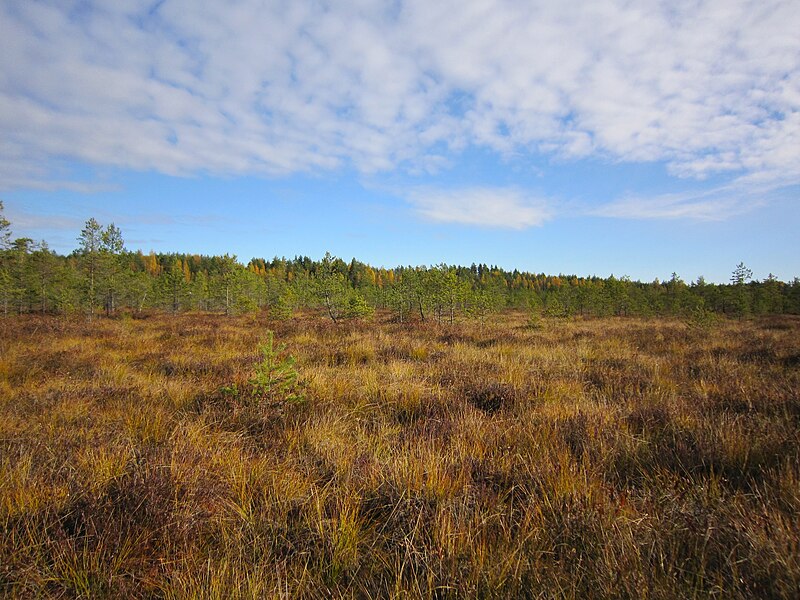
top-left (248, 330), bottom-right (304, 405)
top-left (685, 305), bottom-right (719, 330)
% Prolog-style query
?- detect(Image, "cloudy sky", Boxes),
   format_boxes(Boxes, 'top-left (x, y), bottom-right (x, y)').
top-left (2, 0), bottom-right (798, 282)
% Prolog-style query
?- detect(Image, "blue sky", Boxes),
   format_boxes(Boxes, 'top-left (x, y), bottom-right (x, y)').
top-left (1, 0), bottom-right (799, 283)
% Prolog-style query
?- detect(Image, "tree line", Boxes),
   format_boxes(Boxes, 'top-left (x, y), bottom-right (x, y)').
top-left (1, 205), bottom-right (799, 321)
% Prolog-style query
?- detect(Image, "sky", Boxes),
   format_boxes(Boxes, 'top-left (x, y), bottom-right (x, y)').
top-left (1, 0), bottom-right (799, 283)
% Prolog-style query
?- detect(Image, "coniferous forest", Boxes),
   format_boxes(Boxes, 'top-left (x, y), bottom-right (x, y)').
top-left (2, 207), bottom-right (798, 321)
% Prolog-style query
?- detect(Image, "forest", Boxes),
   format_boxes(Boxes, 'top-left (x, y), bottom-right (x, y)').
top-left (2, 207), bottom-right (799, 321)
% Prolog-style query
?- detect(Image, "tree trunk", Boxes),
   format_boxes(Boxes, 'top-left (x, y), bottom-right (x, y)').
top-left (324, 294), bottom-right (338, 323)
top-left (88, 261), bottom-right (95, 320)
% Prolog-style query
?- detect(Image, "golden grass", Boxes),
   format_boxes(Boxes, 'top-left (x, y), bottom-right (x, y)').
top-left (1, 311), bottom-right (799, 598)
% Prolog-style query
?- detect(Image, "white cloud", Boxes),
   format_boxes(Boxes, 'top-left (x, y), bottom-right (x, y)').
top-left (592, 183), bottom-right (770, 221)
top-left (3, 210), bottom-right (83, 232)
top-left (3, 205), bottom-right (227, 240)
top-left (408, 187), bottom-right (551, 229)
top-left (0, 0), bottom-right (798, 203)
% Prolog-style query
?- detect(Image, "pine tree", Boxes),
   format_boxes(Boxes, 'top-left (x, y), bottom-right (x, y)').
top-left (316, 252), bottom-right (350, 323)
top-left (0, 201), bottom-right (10, 250)
top-left (0, 202), bottom-right (12, 314)
top-left (7, 238), bottom-right (36, 313)
top-left (78, 218), bottom-right (103, 319)
top-left (30, 242), bottom-right (59, 313)
top-left (164, 257), bottom-right (187, 313)
top-left (100, 223), bottom-right (125, 316)
top-left (730, 262), bottom-right (753, 286)
top-left (729, 262), bottom-right (754, 317)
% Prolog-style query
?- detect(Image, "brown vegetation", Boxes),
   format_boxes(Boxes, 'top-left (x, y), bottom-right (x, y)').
top-left (1, 312), bottom-right (799, 598)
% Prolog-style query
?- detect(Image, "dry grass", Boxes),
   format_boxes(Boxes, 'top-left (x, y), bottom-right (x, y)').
top-left (1, 311), bottom-right (798, 598)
